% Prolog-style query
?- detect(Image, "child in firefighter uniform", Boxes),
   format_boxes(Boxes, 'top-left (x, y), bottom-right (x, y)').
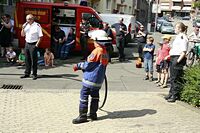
top-left (72, 30), bottom-right (111, 124)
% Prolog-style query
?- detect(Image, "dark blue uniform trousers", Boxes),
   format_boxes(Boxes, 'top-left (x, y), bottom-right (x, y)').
top-left (79, 86), bottom-right (99, 114)
top-left (169, 56), bottom-right (185, 98)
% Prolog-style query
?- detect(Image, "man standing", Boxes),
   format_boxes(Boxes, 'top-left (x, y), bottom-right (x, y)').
top-left (112, 18), bottom-right (127, 62)
top-left (136, 25), bottom-right (148, 61)
top-left (20, 14), bottom-right (43, 80)
top-left (103, 22), bottom-right (113, 62)
top-left (80, 18), bottom-right (90, 60)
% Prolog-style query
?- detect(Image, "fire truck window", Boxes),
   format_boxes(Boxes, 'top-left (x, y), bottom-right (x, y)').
top-left (53, 8), bottom-right (76, 27)
top-left (82, 13), bottom-right (100, 28)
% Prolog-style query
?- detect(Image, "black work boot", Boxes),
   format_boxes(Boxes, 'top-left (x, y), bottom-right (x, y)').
top-left (87, 113), bottom-right (97, 121)
top-left (72, 109), bottom-right (88, 124)
top-left (167, 95), bottom-right (178, 103)
top-left (88, 98), bottom-right (98, 121)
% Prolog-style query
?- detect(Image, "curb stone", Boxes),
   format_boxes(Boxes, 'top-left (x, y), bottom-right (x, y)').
top-left (176, 100), bottom-right (200, 115)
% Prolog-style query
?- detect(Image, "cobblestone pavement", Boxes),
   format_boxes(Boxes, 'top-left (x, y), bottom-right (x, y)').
top-left (0, 89), bottom-right (200, 133)
top-left (0, 56), bottom-right (200, 133)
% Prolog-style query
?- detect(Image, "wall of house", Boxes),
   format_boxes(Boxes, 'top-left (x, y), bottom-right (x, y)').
top-left (92, 0), bottom-right (134, 14)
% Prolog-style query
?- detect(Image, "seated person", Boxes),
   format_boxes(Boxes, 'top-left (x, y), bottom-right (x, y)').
top-left (52, 25), bottom-right (66, 58)
top-left (6, 47), bottom-right (16, 63)
top-left (60, 28), bottom-right (75, 59)
top-left (16, 48), bottom-right (25, 66)
top-left (44, 48), bottom-right (54, 67)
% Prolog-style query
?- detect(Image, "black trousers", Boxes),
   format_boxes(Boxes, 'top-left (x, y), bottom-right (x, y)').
top-left (80, 35), bottom-right (88, 59)
top-left (116, 36), bottom-right (125, 59)
top-left (106, 43), bottom-right (113, 62)
top-left (169, 56), bottom-right (186, 98)
top-left (138, 42), bottom-right (145, 60)
top-left (24, 42), bottom-right (38, 76)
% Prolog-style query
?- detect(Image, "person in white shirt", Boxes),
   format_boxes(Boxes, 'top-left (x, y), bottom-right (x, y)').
top-left (165, 22), bottom-right (188, 103)
top-left (20, 14), bottom-right (43, 80)
top-left (188, 26), bottom-right (200, 40)
top-left (188, 26), bottom-right (200, 53)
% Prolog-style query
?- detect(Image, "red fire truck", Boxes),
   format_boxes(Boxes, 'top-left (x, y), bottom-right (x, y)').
top-left (15, 1), bottom-right (103, 51)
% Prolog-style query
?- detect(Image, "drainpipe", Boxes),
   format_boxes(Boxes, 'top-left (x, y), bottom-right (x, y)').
top-left (154, 0), bottom-right (159, 33)
top-left (147, 0), bottom-right (152, 32)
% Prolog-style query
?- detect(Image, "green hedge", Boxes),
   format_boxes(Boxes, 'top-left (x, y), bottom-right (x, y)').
top-left (180, 64), bottom-right (200, 107)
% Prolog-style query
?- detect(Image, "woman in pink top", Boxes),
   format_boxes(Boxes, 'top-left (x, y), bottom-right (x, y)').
top-left (158, 35), bottom-right (171, 88)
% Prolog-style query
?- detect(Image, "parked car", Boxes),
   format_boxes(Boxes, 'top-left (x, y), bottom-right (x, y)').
top-left (160, 22), bottom-right (174, 34)
top-left (156, 19), bottom-right (167, 32)
top-left (182, 16), bottom-right (191, 20)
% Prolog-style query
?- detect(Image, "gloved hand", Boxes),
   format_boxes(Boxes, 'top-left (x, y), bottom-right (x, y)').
top-left (73, 64), bottom-right (78, 72)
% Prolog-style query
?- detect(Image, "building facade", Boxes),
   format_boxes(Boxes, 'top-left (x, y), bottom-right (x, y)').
top-left (90, 0), bottom-right (134, 15)
top-left (158, 0), bottom-right (194, 17)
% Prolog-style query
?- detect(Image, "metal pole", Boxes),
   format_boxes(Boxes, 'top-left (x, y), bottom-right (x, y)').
top-left (147, 0), bottom-right (151, 32)
top-left (154, 0), bottom-right (159, 33)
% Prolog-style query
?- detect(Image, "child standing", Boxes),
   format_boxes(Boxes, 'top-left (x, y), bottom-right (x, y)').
top-left (158, 35), bottom-right (171, 88)
top-left (6, 47), bottom-right (16, 63)
top-left (72, 30), bottom-right (111, 124)
top-left (143, 37), bottom-right (155, 81)
top-left (17, 48), bottom-right (25, 66)
top-left (44, 48), bottom-right (54, 67)
top-left (155, 41), bottom-right (163, 83)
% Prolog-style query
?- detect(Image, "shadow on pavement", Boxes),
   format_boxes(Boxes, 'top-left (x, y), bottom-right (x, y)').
top-left (38, 74), bottom-right (79, 79)
top-left (0, 73), bottom-right (81, 82)
top-left (110, 58), bottom-right (136, 64)
top-left (98, 109), bottom-right (157, 120)
top-left (0, 73), bottom-right (22, 76)
top-left (0, 55), bottom-right (82, 69)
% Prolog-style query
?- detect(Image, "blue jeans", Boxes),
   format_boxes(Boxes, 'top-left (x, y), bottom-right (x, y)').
top-left (55, 44), bottom-right (62, 58)
top-left (60, 43), bottom-right (72, 59)
top-left (144, 58), bottom-right (153, 73)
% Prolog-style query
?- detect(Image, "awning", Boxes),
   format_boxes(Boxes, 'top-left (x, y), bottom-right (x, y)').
top-left (172, 0), bottom-right (182, 2)
top-left (172, 6), bottom-right (181, 10)
top-left (161, 0), bottom-right (170, 2)
top-left (90, 0), bottom-right (100, 2)
top-left (161, 3), bottom-right (170, 6)
top-left (182, 6), bottom-right (191, 11)
top-left (183, 0), bottom-right (193, 2)
top-left (161, 6), bottom-right (172, 11)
